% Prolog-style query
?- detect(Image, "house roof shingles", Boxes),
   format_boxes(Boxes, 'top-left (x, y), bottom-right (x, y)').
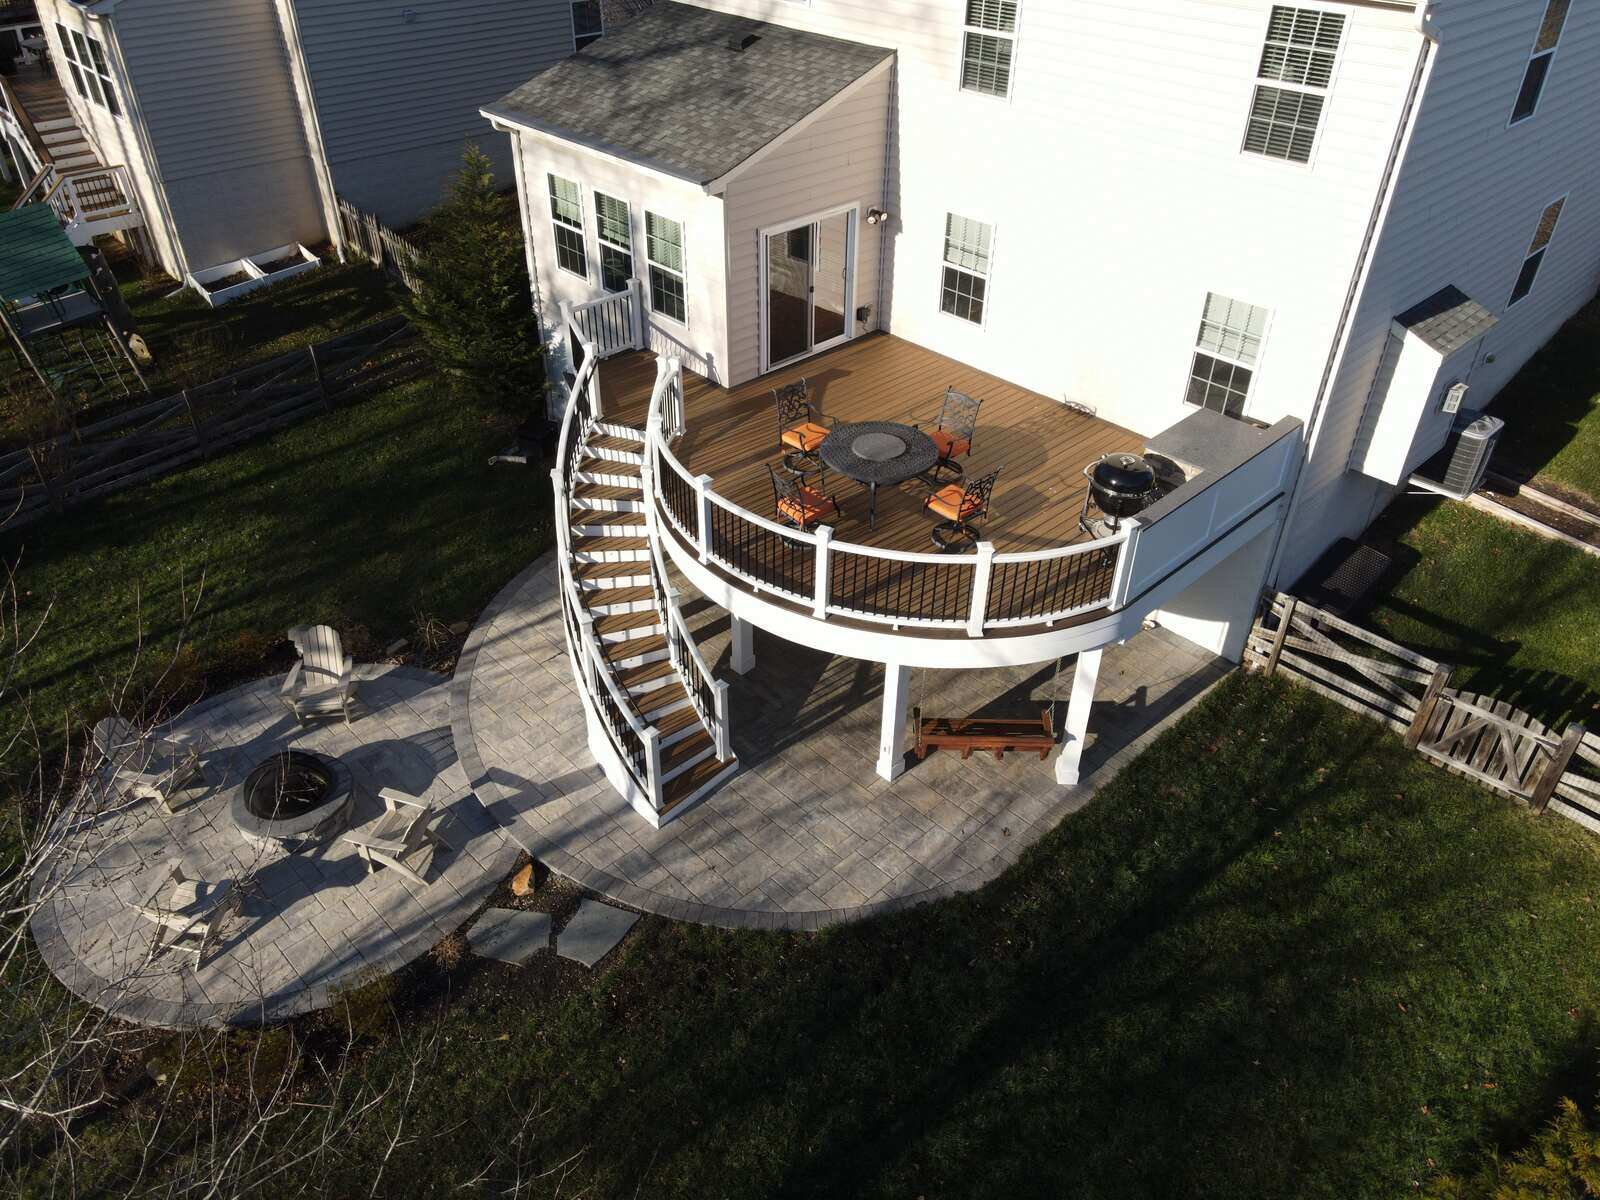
top-left (1396, 285), bottom-right (1499, 356)
top-left (485, 2), bottom-right (893, 186)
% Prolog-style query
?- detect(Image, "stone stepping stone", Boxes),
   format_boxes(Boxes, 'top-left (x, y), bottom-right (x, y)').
top-left (555, 901), bottom-right (638, 969)
top-left (466, 909), bottom-right (551, 965)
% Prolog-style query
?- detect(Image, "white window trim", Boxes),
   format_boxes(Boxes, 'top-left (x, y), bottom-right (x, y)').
top-left (1506, 192), bottom-right (1568, 309)
top-left (570, 1), bottom-right (604, 52)
top-left (593, 191), bottom-right (635, 293)
top-left (1182, 293), bottom-right (1274, 419)
top-left (1507, 0), bottom-right (1568, 128)
top-left (957, 1), bottom-right (1022, 103)
top-left (57, 23), bottom-right (119, 116)
top-left (937, 212), bottom-right (997, 329)
top-left (644, 211), bottom-right (688, 330)
top-left (1238, 2), bottom-right (1348, 171)
top-left (547, 173), bottom-right (588, 281)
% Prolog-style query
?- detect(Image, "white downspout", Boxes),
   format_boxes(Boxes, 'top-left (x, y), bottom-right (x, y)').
top-left (1264, 2), bottom-right (1442, 589)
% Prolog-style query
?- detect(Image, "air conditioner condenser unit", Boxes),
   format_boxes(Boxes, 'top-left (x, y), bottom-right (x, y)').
top-left (1411, 413), bottom-right (1504, 501)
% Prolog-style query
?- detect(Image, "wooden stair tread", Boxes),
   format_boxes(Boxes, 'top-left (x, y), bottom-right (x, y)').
top-left (579, 456), bottom-right (640, 477)
top-left (660, 729), bottom-right (713, 775)
top-left (573, 534), bottom-right (650, 552)
top-left (579, 584), bottom-right (653, 608)
top-left (572, 482), bottom-right (643, 502)
top-left (573, 561), bottom-right (651, 581)
top-left (662, 754), bottom-right (730, 812)
top-left (593, 610), bottom-right (662, 636)
top-left (571, 508), bottom-right (645, 527)
top-left (634, 681), bottom-right (687, 717)
top-left (615, 659), bottom-right (676, 689)
top-left (602, 634), bottom-right (666, 663)
top-left (587, 434), bottom-right (645, 454)
top-left (652, 705), bottom-right (702, 738)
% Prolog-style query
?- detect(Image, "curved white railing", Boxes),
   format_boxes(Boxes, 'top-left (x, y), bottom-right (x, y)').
top-left (644, 357), bottom-right (1133, 637)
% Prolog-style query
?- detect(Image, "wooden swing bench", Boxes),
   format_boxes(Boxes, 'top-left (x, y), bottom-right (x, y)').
top-left (912, 706), bottom-right (1055, 762)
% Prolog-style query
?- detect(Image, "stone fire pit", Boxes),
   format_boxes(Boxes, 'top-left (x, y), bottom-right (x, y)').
top-left (229, 749), bottom-right (354, 851)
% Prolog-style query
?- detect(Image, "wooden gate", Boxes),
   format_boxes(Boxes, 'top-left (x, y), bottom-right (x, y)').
top-left (1413, 691), bottom-right (1586, 812)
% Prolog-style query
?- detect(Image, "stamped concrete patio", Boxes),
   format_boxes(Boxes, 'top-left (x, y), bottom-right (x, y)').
top-left (31, 666), bottom-right (519, 1029)
top-left (453, 553), bottom-right (1229, 931)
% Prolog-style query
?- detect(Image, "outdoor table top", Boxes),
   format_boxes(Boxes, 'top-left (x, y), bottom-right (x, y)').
top-left (819, 421), bottom-right (939, 485)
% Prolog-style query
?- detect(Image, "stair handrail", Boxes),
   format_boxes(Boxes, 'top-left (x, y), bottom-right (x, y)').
top-left (0, 75), bottom-right (48, 176)
top-left (13, 164), bottom-right (54, 210)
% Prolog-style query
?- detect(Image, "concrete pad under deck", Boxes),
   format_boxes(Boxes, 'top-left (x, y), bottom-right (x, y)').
top-left (452, 552), bottom-right (1229, 931)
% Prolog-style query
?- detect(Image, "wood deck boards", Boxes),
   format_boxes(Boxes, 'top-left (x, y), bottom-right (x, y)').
top-left (598, 333), bottom-right (1140, 556)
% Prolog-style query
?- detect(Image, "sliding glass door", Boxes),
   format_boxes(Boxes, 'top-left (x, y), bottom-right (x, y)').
top-left (763, 208), bottom-right (855, 371)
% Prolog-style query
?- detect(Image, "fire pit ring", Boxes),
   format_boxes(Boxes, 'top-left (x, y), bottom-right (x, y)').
top-left (229, 750), bottom-right (354, 851)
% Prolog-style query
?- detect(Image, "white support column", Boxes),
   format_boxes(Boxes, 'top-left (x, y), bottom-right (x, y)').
top-left (877, 662), bottom-right (913, 782)
top-left (1055, 648), bottom-right (1103, 787)
top-left (730, 615), bottom-right (756, 675)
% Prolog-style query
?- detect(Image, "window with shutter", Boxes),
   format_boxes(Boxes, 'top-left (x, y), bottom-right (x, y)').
top-left (960, 0), bottom-right (1020, 98)
top-left (594, 192), bottom-right (633, 293)
top-left (1184, 294), bottom-right (1270, 418)
top-left (645, 212), bottom-right (687, 325)
top-left (547, 174), bottom-right (588, 278)
top-left (1242, 6), bottom-right (1344, 164)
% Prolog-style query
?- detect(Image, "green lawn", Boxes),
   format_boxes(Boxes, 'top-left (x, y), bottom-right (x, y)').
top-left (1489, 294), bottom-right (1600, 503)
top-left (1, 375), bottom-right (547, 751)
top-left (1365, 495), bottom-right (1600, 726)
top-left (27, 673), bottom-right (1600, 1199)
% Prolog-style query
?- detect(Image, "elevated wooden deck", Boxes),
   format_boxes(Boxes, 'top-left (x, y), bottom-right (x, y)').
top-left (597, 333), bottom-right (1140, 557)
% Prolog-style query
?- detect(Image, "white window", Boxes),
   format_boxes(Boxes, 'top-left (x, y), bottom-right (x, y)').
top-left (547, 174), bottom-right (587, 278)
top-left (960, 0), bottom-right (1019, 98)
top-left (57, 23), bottom-right (119, 116)
top-left (1507, 196), bottom-right (1566, 308)
top-left (1185, 294), bottom-right (1269, 418)
top-left (939, 213), bottom-right (992, 325)
top-left (1242, 6), bottom-right (1345, 164)
top-left (1510, 0), bottom-right (1569, 125)
top-left (571, 1), bottom-right (603, 51)
top-left (594, 192), bottom-right (633, 293)
top-left (645, 212), bottom-right (686, 325)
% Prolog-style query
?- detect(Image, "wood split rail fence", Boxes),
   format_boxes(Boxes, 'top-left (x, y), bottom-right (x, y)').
top-left (1247, 592), bottom-right (1600, 832)
top-left (0, 317), bottom-right (422, 532)
top-left (336, 198), bottom-right (425, 293)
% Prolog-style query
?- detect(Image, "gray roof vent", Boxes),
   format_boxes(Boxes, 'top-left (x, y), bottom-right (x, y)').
top-left (727, 30), bottom-right (761, 52)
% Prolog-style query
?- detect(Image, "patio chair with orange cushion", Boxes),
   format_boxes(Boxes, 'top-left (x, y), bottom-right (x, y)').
top-left (768, 464), bottom-right (842, 531)
top-left (922, 387), bottom-right (982, 483)
top-left (923, 467), bottom-right (1000, 550)
top-left (774, 378), bottom-right (834, 473)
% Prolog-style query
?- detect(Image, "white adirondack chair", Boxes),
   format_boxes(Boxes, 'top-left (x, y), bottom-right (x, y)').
top-left (341, 788), bottom-right (450, 887)
top-left (281, 625), bottom-right (360, 726)
top-left (91, 717), bottom-right (206, 813)
top-left (134, 860), bottom-right (248, 969)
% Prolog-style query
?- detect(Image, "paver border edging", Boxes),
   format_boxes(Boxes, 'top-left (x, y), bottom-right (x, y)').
top-left (450, 552), bottom-right (1232, 933)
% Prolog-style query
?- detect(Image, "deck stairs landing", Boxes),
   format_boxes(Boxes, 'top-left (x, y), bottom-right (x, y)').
top-left (566, 416), bottom-right (737, 819)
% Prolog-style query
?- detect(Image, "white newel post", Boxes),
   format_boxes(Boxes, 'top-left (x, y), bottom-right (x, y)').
top-left (713, 680), bottom-right (732, 761)
top-left (631, 277), bottom-right (647, 349)
top-left (877, 663), bottom-right (913, 782)
top-left (813, 525), bottom-right (833, 618)
top-left (1109, 523), bottom-right (1142, 609)
top-left (644, 725), bottom-right (664, 811)
top-left (968, 542), bottom-right (996, 638)
top-left (730, 616), bottom-right (756, 675)
top-left (1055, 647), bottom-right (1103, 787)
top-left (695, 474), bottom-right (714, 564)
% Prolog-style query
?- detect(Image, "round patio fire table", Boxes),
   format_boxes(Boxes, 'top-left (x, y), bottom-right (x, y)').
top-left (819, 421), bottom-right (938, 530)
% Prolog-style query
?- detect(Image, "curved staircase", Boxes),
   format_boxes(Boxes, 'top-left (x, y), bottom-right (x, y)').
top-left (553, 348), bottom-right (736, 827)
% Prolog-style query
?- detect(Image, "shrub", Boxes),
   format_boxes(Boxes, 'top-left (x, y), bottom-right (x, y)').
top-left (1426, 1097), bottom-right (1600, 1198)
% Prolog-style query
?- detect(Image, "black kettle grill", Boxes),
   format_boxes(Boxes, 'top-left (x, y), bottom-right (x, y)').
top-left (1079, 452), bottom-right (1158, 535)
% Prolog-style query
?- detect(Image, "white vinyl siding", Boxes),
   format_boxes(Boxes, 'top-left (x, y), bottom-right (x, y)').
top-left (1185, 294), bottom-right (1268, 418)
top-left (594, 191), bottom-right (633, 292)
top-left (1243, 6), bottom-right (1345, 164)
top-left (571, 0), bottom-right (602, 51)
top-left (645, 211), bottom-right (687, 324)
top-left (940, 214), bottom-right (992, 324)
top-left (58, 22), bottom-right (118, 115)
top-left (548, 174), bottom-right (588, 278)
top-left (960, 0), bottom-right (1018, 98)
top-left (1510, 0), bottom-right (1569, 124)
top-left (1507, 196), bottom-right (1566, 307)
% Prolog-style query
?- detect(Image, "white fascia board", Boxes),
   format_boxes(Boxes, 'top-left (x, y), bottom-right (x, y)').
top-left (702, 56), bottom-right (895, 195)
top-left (479, 106), bottom-right (708, 191)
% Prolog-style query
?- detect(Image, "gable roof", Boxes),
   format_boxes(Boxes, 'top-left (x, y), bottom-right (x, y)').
top-left (0, 205), bottom-right (89, 304)
top-left (484, 2), bottom-right (893, 187)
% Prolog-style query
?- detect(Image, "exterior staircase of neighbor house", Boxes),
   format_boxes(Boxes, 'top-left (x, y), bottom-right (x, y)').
top-left (557, 404), bottom-right (737, 824)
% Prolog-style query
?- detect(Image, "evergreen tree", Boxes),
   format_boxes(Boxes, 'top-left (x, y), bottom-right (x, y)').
top-left (402, 143), bottom-right (545, 416)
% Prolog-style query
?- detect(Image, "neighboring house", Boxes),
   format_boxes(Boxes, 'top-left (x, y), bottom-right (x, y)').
top-left (481, 2), bottom-right (1600, 826)
top-left (0, 0), bottom-right (614, 283)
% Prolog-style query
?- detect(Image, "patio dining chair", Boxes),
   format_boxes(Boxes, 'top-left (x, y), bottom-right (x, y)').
top-left (768, 463), bottom-right (842, 532)
top-left (921, 387), bottom-right (982, 483)
top-left (773, 378), bottom-right (833, 473)
top-left (134, 859), bottom-right (250, 970)
top-left (923, 467), bottom-right (1001, 551)
top-left (281, 624), bottom-right (360, 727)
top-left (342, 787), bottom-right (451, 888)
top-left (91, 716), bottom-right (206, 813)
